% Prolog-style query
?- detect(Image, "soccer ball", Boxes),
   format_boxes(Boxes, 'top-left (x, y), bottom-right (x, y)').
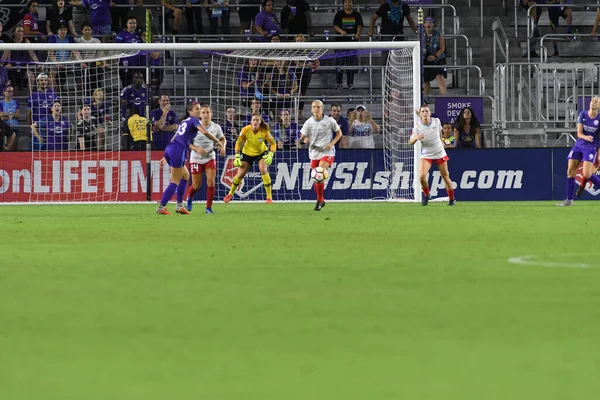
top-left (311, 167), bottom-right (328, 183)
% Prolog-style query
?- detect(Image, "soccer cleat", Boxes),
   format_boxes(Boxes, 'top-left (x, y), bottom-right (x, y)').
top-left (421, 195), bottom-right (430, 206)
top-left (265, 198), bottom-right (273, 204)
top-left (156, 207), bottom-right (170, 215)
top-left (223, 193), bottom-right (232, 204)
top-left (186, 197), bottom-right (193, 211)
top-left (205, 207), bottom-right (214, 214)
top-left (556, 199), bottom-right (574, 207)
top-left (448, 199), bottom-right (456, 206)
top-left (575, 185), bottom-right (585, 198)
top-left (176, 207), bottom-right (190, 215)
top-left (319, 201), bottom-right (326, 210)
top-left (314, 200), bottom-right (322, 211)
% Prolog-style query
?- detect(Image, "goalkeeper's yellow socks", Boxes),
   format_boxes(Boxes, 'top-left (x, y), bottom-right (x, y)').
top-left (229, 176), bottom-right (242, 195)
top-left (262, 174), bottom-right (272, 199)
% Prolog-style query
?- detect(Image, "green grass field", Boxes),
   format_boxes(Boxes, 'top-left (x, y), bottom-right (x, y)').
top-left (1, 202), bottom-right (600, 399)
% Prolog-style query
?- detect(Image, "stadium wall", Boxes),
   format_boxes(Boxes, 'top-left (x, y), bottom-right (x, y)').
top-left (0, 149), bottom-right (587, 202)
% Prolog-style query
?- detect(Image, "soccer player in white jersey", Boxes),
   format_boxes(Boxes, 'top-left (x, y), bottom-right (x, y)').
top-left (299, 100), bottom-right (343, 211)
top-left (185, 105), bottom-right (226, 214)
top-left (409, 104), bottom-right (455, 206)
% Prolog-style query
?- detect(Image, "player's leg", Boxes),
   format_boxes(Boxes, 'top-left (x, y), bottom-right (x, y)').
top-left (312, 158), bottom-right (333, 210)
top-left (157, 165), bottom-right (183, 214)
top-left (576, 151), bottom-right (600, 196)
top-left (224, 158), bottom-right (250, 203)
top-left (258, 158), bottom-right (273, 203)
top-left (204, 160), bottom-right (217, 213)
top-left (438, 158), bottom-right (455, 205)
top-left (419, 158), bottom-right (433, 206)
top-left (559, 156), bottom-right (581, 206)
top-left (549, 10), bottom-right (560, 56)
top-left (185, 163), bottom-right (203, 211)
top-left (564, 8), bottom-right (573, 37)
top-left (175, 166), bottom-right (191, 214)
top-left (173, 8), bottom-right (182, 35)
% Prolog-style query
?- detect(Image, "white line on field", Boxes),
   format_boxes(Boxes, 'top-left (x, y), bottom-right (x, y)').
top-left (507, 254), bottom-right (598, 269)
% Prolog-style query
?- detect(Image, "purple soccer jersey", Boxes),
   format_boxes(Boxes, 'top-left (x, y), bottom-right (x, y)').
top-left (40, 117), bottom-right (71, 150)
top-left (82, 0), bottom-right (111, 26)
top-left (568, 110), bottom-right (600, 163)
top-left (28, 89), bottom-right (59, 123)
top-left (164, 116), bottom-right (202, 168)
top-left (116, 30), bottom-right (142, 66)
top-left (151, 108), bottom-right (178, 150)
top-left (120, 84), bottom-right (148, 117)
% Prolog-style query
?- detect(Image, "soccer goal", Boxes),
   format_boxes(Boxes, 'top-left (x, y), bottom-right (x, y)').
top-left (0, 41), bottom-right (421, 204)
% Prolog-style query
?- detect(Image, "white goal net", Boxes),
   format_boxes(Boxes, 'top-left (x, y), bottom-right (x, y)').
top-left (0, 42), bottom-right (420, 203)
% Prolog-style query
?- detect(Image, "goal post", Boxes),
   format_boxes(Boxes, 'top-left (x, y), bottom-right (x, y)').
top-left (0, 41), bottom-right (421, 203)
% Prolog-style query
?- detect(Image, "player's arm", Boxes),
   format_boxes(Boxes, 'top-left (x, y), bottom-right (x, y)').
top-left (267, 132), bottom-right (277, 153)
top-left (576, 122), bottom-right (592, 142)
top-left (218, 136), bottom-right (226, 156)
top-left (31, 121), bottom-right (43, 143)
top-left (234, 129), bottom-right (246, 154)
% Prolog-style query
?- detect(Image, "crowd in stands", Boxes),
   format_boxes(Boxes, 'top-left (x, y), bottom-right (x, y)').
top-left (0, 0), bottom-right (467, 152)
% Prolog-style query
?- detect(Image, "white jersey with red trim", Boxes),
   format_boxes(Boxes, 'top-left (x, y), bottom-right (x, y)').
top-left (301, 115), bottom-right (341, 160)
top-left (190, 121), bottom-right (224, 164)
top-left (412, 117), bottom-right (446, 159)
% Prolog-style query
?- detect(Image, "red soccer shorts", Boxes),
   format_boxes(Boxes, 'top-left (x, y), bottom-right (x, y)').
top-left (190, 159), bottom-right (216, 174)
top-left (422, 155), bottom-right (450, 166)
top-left (310, 156), bottom-right (335, 169)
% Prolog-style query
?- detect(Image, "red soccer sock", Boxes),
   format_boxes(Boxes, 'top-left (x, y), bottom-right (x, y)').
top-left (422, 186), bottom-right (430, 197)
top-left (186, 186), bottom-right (198, 201)
top-left (448, 188), bottom-right (455, 201)
top-left (579, 178), bottom-right (588, 189)
top-left (315, 182), bottom-right (325, 202)
top-left (206, 186), bottom-right (215, 208)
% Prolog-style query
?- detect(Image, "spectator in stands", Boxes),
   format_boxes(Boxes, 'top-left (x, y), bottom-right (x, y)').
top-left (0, 23), bottom-right (11, 44)
top-left (23, 1), bottom-right (45, 44)
top-left (453, 106), bottom-right (481, 148)
top-left (76, 104), bottom-right (101, 150)
top-left (547, 0), bottom-right (574, 57)
top-left (70, 0), bottom-right (111, 41)
top-left (274, 108), bottom-right (301, 149)
top-left (185, 0), bottom-right (206, 37)
top-left (115, 16), bottom-right (143, 87)
top-left (281, 0), bottom-right (311, 36)
top-left (90, 88), bottom-right (110, 148)
top-left (207, 0), bottom-right (231, 36)
top-left (269, 59), bottom-right (298, 115)
top-left (333, 0), bottom-right (363, 90)
top-left (254, 0), bottom-right (281, 41)
top-left (239, 0), bottom-right (261, 36)
top-left (222, 106), bottom-right (239, 152)
top-left (28, 73), bottom-right (58, 126)
top-left (140, 30), bottom-right (164, 93)
top-left (347, 104), bottom-right (380, 148)
top-left (368, 0), bottom-right (417, 64)
top-left (0, 85), bottom-right (19, 151)
top-left (162, 0), bottom-right (182, 36)
top-left (329, 103), bottom-right (349, 147)
top-left (347, 107), bottom-right (355, 119)
top-left (442, 121), bottom-right (455, 148)
top-left (422, 17), bottom-right (447, 98)
top-left (75, 21), bottom-right (108, 95)
top-left (2, 25), bottom-right (39, 90)
top-left (126, 109), bottom-right (148, 150)
top-left (120, 71), bottom-right (148, 120)
top-left (270, 33), bottom-right (280, 42)
top-left (31, 100), bottom-right (71, 150)
top-left (151, 95), bottom-right (178, 150)
top-left (111, 0), bottom-right (132, 34)
top-left (243, 99), bottom-right (270, 125)
top-left (239, 58), bottom-right (261, 105)
top-left (47, 24), bottom-right (82, 90)
top-left (47, 0), bottom-right (76, 37)
top-left (292, 34), bottom-right (318, 120)
top-left (519, 0), bottom-right (543, 38)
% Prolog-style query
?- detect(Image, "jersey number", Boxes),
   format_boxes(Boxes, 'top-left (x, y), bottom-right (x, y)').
top-left (176, 122), bottom-right (188, 136)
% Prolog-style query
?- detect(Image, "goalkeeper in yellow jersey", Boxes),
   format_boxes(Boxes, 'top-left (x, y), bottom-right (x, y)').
top-left (224, 114), bottom-right (276, 204)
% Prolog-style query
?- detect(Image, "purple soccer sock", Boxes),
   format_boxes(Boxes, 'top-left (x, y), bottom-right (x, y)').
top-left (176, 179), bottom-right (188, 203)
top-left (588, 173), bottom-right (600, 188)
top-left (566, 177), bottom-right (576, 200)
top-left (160, 182), bottom-right (178, 207)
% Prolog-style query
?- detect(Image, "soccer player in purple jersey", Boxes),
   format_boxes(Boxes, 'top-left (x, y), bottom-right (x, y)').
top-left (558, 96), bottom-right (600, 206)
top-left (156, 102), bottom-right (222, 215)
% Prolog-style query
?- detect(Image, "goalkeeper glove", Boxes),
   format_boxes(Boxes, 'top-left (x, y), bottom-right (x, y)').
top-left (233, 154), bottom-right (242, 167)
top-left (262, 151), bottom-right (274, 166)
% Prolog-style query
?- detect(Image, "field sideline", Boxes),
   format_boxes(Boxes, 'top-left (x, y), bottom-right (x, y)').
top-left (1, 202), bottom-right (600, 399)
